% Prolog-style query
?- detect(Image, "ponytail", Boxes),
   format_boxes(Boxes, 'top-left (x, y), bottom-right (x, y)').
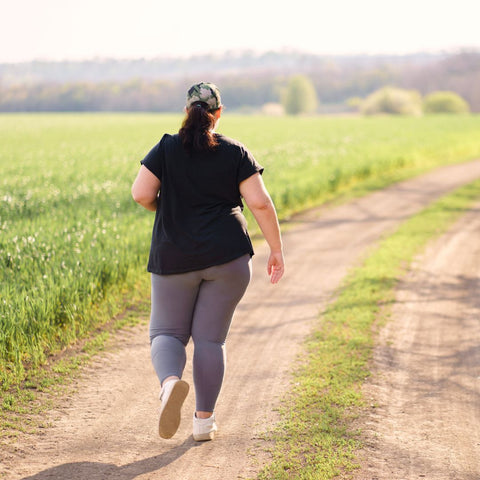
top-left (178, 102), bottom-right (219, 154)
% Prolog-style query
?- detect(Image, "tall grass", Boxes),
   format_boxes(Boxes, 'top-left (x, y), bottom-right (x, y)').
top-left (1, 113), bottom-right (480, 389)
top-left (224, 115), bottom-right (480, 215)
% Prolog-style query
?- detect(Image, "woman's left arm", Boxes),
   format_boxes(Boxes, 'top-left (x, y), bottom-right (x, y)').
top-left (131, 165), bottom-right (161, 212)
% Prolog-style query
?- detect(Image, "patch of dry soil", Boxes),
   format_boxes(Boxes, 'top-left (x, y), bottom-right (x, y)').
top-left (2, 160), bottom-right (480, 480)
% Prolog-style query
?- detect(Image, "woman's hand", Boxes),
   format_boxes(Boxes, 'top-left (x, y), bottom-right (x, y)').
top-left (267, 250), bottom-right (285, 284)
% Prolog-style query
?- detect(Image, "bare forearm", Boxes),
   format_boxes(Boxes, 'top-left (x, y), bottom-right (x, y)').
top-left (239, 173), bottom-right (285, 283)
top-left (249, 201), bottom-right (283, 252)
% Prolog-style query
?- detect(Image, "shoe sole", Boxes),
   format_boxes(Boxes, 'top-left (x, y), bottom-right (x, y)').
top-left (158, 380), bottom-right (189, 439)
top-left (193, 430), bottom-right (216, 442)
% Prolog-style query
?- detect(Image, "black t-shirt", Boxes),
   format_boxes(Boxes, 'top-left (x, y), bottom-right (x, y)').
top-left (141, 133), bottom-right (263, 274)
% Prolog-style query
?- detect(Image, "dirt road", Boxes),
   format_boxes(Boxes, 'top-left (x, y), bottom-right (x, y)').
top-left (2, 160), bottom-right (480, 480)
top-left (355, 198), bottom-right (480, 480)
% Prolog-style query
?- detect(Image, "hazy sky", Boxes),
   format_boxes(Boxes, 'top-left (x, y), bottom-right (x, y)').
top-left (1, 0), bottom-right (478, 62)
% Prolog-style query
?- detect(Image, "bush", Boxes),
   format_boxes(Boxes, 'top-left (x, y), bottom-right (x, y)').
top-left (283, 75), bottom-right (318, 115)
top-left (423, 91), bottom-right (470, 114)
top-left (361, 87), bottom-right (422, 116)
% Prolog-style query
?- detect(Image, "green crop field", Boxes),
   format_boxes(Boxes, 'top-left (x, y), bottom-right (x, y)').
top-left (1, 113), bottom-right (480, 391)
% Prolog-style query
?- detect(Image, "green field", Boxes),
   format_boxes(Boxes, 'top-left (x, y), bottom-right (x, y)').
top-left (1, 113), bottom-right (480, 390)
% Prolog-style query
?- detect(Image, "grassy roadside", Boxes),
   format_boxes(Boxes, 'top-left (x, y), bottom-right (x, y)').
top-left (256, 179), bottom-right (480, 480)
top-left (0, 286), bottom-right (150, 440)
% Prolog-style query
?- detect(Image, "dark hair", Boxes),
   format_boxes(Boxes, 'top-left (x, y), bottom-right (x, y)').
top-left (178, 102), bottom-right (219, 154)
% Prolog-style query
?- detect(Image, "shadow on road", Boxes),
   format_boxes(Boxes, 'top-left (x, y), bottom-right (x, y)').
top-left (20, 437), bottom-right (200, 480)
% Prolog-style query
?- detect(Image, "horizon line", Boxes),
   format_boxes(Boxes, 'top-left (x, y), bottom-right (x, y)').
top-left (1, 46), bottom-right (479, 65)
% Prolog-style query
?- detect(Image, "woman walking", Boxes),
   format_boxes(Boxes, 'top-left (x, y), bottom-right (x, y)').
top-left (131, 82), bottom-right (284, 441)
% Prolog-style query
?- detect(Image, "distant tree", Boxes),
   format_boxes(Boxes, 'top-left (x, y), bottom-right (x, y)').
top-left (2, 52), bottom-right (480, 112)
top-left (361, 86), bottom-right (422, 116)
top-left (398, 52), bottom-right (480, 112)
top-left (423, 91), bottom-right (470, 114)
top-left (283, 75), bottom-right (318, 115)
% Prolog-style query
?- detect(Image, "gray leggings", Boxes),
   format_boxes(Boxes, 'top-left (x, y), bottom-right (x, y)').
top-left (149, 254), bottom-right (251, 412)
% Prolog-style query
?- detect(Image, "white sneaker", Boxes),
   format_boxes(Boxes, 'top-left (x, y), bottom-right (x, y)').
top-left (158, 379), bottom-right (189, 439)
top-left (193, 412), bottom-right (217, 441)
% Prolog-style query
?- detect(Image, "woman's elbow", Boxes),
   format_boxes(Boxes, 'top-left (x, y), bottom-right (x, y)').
top-left (131, 185), bottom-right (142, 204)
top-left (131, 186), bottom-right (154, 206)
top-left (247, 196), bottom-right (273, 212)
top-left (131, 166), bottom-right (160, 206)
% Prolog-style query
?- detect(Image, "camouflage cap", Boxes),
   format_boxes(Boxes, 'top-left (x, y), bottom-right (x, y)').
top-left (186, 82), bottom-right (222, 111)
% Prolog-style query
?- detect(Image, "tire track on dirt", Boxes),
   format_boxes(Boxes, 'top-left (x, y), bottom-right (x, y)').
top-left (355, 199), bottom-right (480, 480)
top-left (3, 160), bottom-right (480, 480)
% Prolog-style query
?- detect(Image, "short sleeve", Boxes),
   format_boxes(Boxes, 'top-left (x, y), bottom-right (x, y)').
top-left (237, 146), bottom-right (264, 184)
top-left (140, 135), bottom-right (167, 180)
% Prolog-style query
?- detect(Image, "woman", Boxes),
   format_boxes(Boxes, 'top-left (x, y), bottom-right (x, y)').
top-left (131, 82), bottom-right (284, 442)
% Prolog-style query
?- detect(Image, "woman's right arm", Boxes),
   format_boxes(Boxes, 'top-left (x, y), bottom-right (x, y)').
top-left (131, 165), bottom-right (161, 212)
top-left (239, 173), bottom-right (285, 284)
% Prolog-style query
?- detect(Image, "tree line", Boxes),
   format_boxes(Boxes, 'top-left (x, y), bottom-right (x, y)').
top-left (0, 50), bottom-right (478, 112)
